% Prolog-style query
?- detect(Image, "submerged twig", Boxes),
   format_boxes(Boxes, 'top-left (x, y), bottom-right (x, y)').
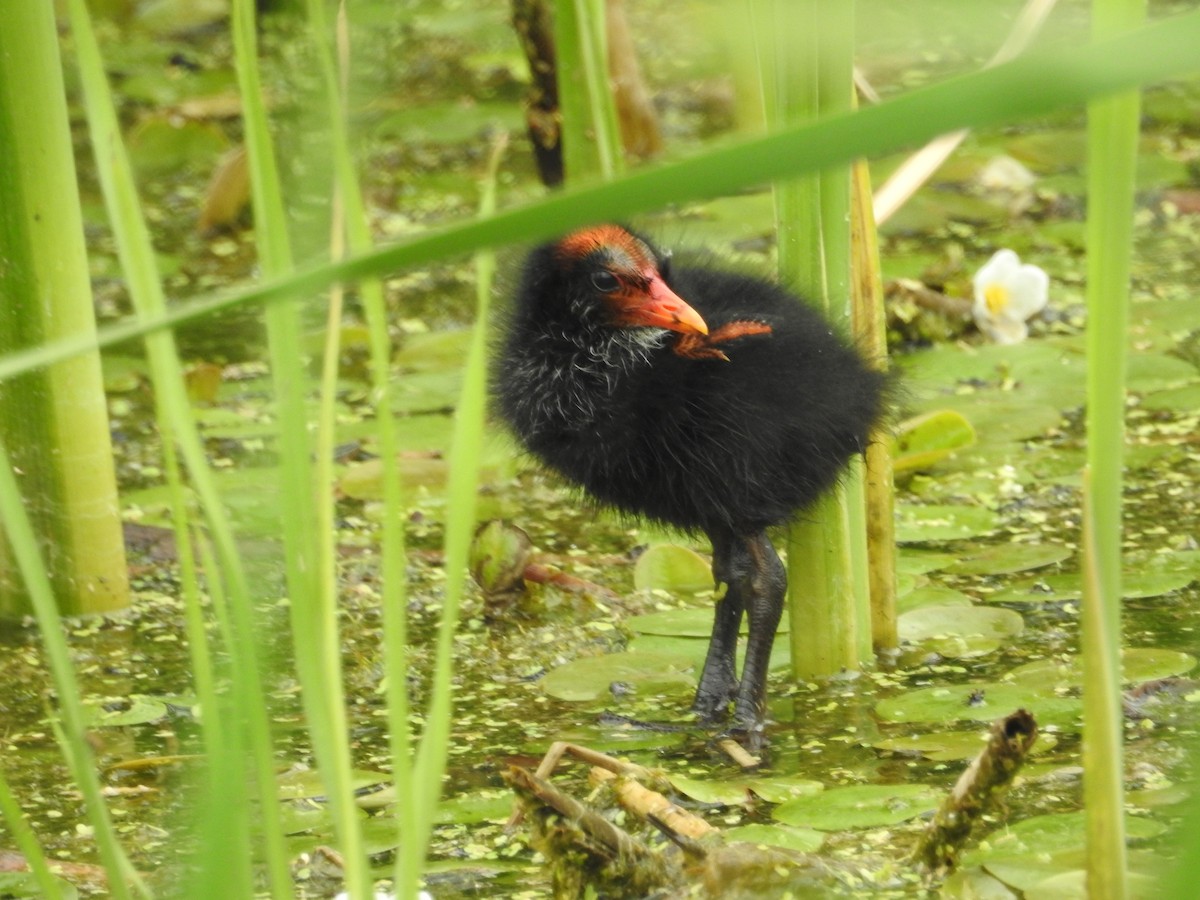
top-left (505, 764), bottom-right (654, 861)
top-left (590, 767), bottom-right (714, 841)
top-left (914, 709), bottom-right (1039, 874)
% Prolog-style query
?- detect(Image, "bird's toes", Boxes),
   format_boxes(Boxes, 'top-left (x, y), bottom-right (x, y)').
top-left (691, 681), bottom-right (737, 724)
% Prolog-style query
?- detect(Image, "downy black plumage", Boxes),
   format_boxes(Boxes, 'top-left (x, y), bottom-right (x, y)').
top-left (495, 224), bottom-right (887, 741)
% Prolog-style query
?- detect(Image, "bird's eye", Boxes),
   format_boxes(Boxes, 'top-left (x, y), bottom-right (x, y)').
top-left (590, 271), bottom-right (620, 293)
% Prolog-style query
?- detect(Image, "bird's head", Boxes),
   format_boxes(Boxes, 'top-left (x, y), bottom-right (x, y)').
top-left (525, 225), bottom-right (709, 336)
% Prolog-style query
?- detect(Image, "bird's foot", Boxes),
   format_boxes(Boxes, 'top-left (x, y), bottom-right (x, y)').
top-left (725, 694), bottom-right (770, 751)
top-left (691, 684), bottom-right (736, 725)
top-left (724, 721), bottom-right (767, 755)
top-left (672, 320), bottom-right (774, 361)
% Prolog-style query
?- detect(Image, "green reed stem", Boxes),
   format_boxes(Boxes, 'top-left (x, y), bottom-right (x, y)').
top-left (768, 0), bottom-right (866, 678)
top-left (1082, 0), bottom-right (1145, 894)
top-left (0, 0), bottom-right (129, 618)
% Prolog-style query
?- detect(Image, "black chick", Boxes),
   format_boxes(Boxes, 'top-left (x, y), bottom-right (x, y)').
top-left (495, 224), bottom-right (887, 740)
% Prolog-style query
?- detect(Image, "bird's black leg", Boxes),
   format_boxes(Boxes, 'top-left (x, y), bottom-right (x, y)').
top-left (692, 529), bottom-right (743, 722)
top-left (730, 531), bottom-right (787, 740)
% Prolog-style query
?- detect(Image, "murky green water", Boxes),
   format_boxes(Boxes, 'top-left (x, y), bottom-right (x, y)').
top-left (2, 1), bottom-right (1198, 896)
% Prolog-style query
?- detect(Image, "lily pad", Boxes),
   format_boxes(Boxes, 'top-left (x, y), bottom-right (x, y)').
top-left (947, 400), bottom-right (1066, 446)
top-left (898, 605), bottom-right (1024, 658)
top-left (277, 768), bottom-right (390, 801)
top-left (891, 409), bottom-right (977, 473)
top-left (896, 504), bottom-right (1001, 543)
top-left (626, 606), bottom-right (790, 637)
top-left (899, 604), bottom-right (1024, 640)
top-left (875, 683), bottom-right (1082, 731)
top-left (1023, 869), bottom-right (1159, 900)
top-left (83, 695), bottom-right (170, 728)
top-left (897, 585), bottom-right (977, 613)
top-left (963, 811), bottom-right (1165, 872)
top-left (1139, 383), bottom-right (1200, 412)
top-left (433, 790), bottom-right (515, 825)
top-left (874, 729), bottom-right (1057, 762)
top-left (626, 608), bottom-right (716, 638)
top-left (772, 783), bottom-right (940, 831)
top-left (986, 570), bottom-right (1196, 604)
top-left (540, 650), bottom-right (695, 702)
top-left (897, 550), bottom-right (960, 575)
top-left (633, 544), bottom-right (714, 595)
top-left (1125, 352), bottom-right (1198, 392)
top-left (943, 543), bottom-right (1073, 576)
top-left (1009, 647), bottom-right (1196, 688)
top-left (626, 633), bottom-right (792, 673)
top-left (670, 774), bottom-right (753, 806)
top-left (743, 776), bottom-right (825, 804)
top-left (127, 116), bottom-right (229, 173)
top-left (723, 823), bottom-right (826, 854)
top-left (279, 799), bottom-right (339, 836)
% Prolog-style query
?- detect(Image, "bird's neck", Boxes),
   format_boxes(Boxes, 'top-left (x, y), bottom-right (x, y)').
top-left (508, 325), bottom-right (669, 433)
top-left (560, 325), bottom-right (669, 381)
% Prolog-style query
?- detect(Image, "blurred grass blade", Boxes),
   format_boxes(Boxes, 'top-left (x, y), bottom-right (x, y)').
top-left (0, 440), bottom-right (144, 899)
top-left (872, 0), bottom-right (1059, 224)
top-left (69, 0), bottom-right (294, 894)
top-left (3, 9), bottom-right (1199, 383)
top-left (229, 1), bottom-right (317, 896)
top-left (0, 762), bottom-right (63, 899)
top-left (411, 133), bottom-right (509, 868)
top-left (310, 1), bottom-right (420, 894)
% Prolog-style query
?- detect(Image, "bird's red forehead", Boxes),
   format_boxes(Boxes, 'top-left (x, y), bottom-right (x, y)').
top-left (556, 225), bottom-right (657, 272)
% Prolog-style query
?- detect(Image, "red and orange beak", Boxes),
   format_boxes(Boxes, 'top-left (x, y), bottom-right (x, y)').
top-left (611, 272), bottom-right (708, 335)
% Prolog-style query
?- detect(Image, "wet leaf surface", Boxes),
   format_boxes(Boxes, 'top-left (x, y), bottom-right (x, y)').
top-left (539, 650), bottom-right (696, 702)
top-left (772, 783), bottom-right (941, 831)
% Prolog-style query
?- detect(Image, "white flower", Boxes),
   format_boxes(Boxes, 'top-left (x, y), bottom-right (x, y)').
top-left (972, 249), bottom-right (1049, 344)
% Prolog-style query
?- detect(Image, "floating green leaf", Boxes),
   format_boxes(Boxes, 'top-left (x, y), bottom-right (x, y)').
top-left (127, 116), bottom-right (229, 173)
top-left (743, 777), bottom-right (825, 804)
top-left (432, 791), bottom-right (515, 826)
top-left (874, 729), bottom-right (1057, 762)
top-left (723, 823), bottom-right (826, 854)
top-left (986, 570), bottom-right (1196, 604)
top-left (633, 544), bottom-right (714, 595)
top-left (82, 695), bottom-right (169, 728)
top-left (276, 769), bottom-right (390, 801)
top-left (897, 585), bottom-right (976, 613)
top-left (875, 682), bottom-right (1082, 730)
top-left (627, 633), bottom-right (792, 673)
top-left (898, 604), bottom-right (1024, 658)
top-left (540, 650), bottom-right (695, 702)
top-left (892, 409), bottom-right (977, 473)
top-left (1009, 647), bottom-right (1196, 688)
top-left (772, 783), bottom-right (940, 831)
top-left (963, 811), bottom-right (1165, 869)
top-left (669, 775), bottom-right (752, 806)
top-left (896, 504), bottom-right (1001, 543)
top-left (897, 550), bottom-right (960, 575)
top-left (944, 543), bottom-right (1073, 575)
top-left (627, 606), bottom-right (791, 638)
